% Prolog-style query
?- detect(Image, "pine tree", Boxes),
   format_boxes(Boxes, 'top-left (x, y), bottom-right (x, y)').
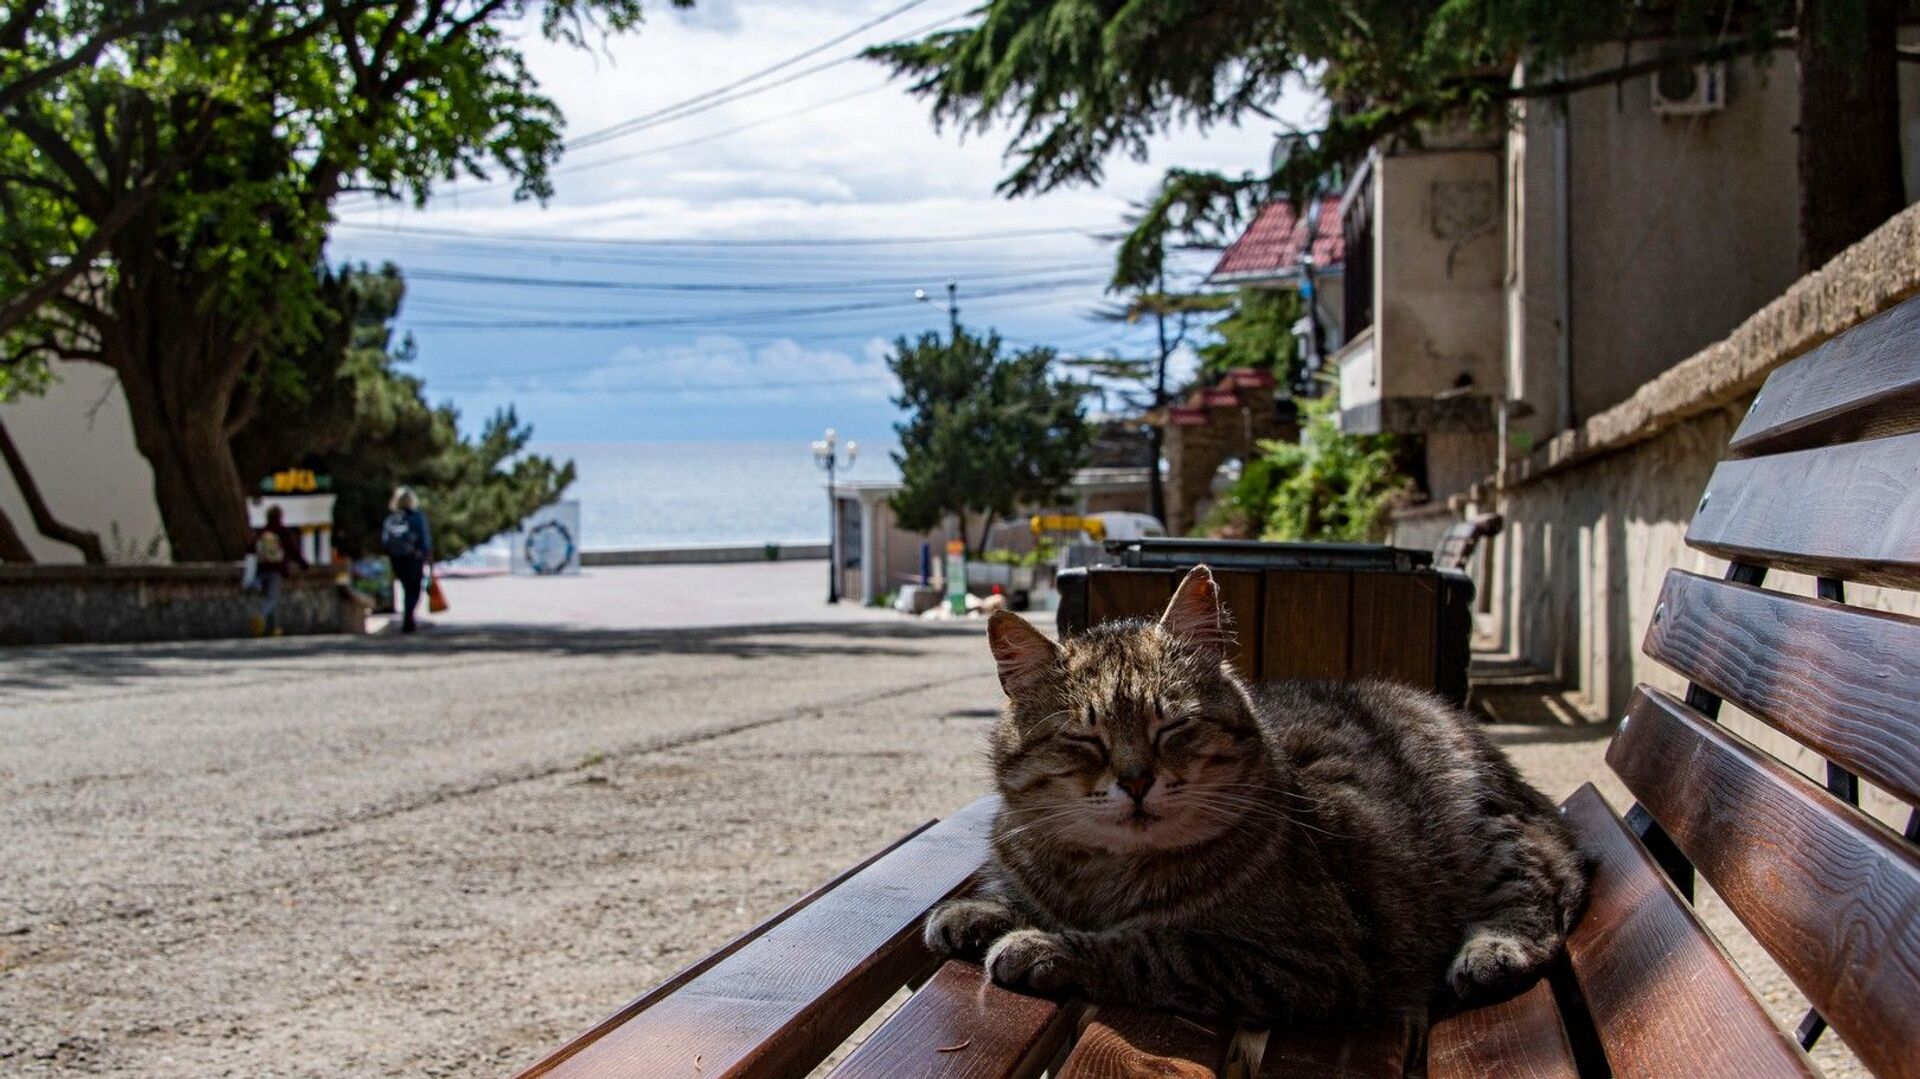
top-left (888, 328), bottom-right (1090, 557)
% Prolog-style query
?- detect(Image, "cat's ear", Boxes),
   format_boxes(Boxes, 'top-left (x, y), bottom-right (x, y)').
top-left (987, 610), bottom-right (1061, 695)
top-left (1160, 565), bottom-right (1232, 659)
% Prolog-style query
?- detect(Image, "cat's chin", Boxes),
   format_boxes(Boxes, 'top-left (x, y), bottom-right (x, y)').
top-left (1069, 812), bottom-right (1230, 856)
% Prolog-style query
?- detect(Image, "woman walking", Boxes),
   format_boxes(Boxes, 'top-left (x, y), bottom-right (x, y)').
top-left (381, 486), bottom-right (433, 633)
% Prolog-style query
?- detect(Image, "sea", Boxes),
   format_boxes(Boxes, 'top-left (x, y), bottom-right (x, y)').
top-left (531, 440), bottom-right (898, 550)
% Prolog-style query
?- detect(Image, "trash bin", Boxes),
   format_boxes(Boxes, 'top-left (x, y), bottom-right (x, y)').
top-left (1056, 538), bottom-right (1473, 704)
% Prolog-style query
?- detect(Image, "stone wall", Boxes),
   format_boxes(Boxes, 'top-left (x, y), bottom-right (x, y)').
top-left (0, 565), bottom-right (360, 646)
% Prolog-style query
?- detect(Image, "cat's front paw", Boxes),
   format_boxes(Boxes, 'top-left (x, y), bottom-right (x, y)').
top-left (1447, 928), bottom-right (1552, 997)
top-left (984, 928), bottom-right (1079, 996)
top-left (924, 898), bottom-right (1016, 959)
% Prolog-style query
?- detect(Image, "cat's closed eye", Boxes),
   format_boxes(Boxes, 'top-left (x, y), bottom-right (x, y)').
top-left (1152, 717), bottom-right (1196, 751)
top-left (1057, 732), bottom-right (1108, 761)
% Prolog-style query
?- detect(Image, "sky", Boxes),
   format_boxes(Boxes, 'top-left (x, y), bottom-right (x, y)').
top-left (325, 0), bottom-right (1323, 449)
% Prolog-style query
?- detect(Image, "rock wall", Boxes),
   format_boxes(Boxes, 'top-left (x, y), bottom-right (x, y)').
top-left (0, 565), bottom-right (360, 646)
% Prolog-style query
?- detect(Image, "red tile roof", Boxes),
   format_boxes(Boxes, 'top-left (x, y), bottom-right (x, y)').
top-left (1208, 199), bottom-right (1345, 283)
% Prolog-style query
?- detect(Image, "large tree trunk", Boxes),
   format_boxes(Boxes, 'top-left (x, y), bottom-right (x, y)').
top-left (114, 357), bottom-right (252, 562)
top-left (0, 416), bottom-right (104, 562)
top-left (1798, 0), bottom-right (1906, 272)
top-left (103, 262), bottom-right (259, 562)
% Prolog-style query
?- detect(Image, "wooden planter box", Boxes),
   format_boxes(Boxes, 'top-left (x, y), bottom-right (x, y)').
top-left (1056, 540), bottom-right (1473, 703)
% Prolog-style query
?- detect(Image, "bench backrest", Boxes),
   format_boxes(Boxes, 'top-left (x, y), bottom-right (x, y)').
top-left (1612, 293), bottom-right (1920, 1079)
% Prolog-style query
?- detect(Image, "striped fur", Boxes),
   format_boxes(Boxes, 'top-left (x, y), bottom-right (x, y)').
top-left (928, 566), bottom-right (1592, 1021)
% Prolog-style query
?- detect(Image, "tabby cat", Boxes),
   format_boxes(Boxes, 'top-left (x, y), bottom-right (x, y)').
top-left (926, 565), bottom-right (1591, 1021)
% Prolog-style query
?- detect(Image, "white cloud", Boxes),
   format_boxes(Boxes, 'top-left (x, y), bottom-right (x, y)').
top-left (498, 334), bottom-right (899, 403)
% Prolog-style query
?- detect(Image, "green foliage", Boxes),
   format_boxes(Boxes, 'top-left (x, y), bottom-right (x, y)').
top-left (0, 0), bottom-right (675, 558)
top-left (888, 328), bottom-right (1090, 557)
top-left (980, 539), bottom-right (1058, 568)
top-left (1195, 289), bottom-right (1302, 386)
top-left (232, 264), bottom-right (573, 561)
top-left (1252, 394), bottom-right (1409, 543)
top-left (871, 0), bottom-right (1802, 288)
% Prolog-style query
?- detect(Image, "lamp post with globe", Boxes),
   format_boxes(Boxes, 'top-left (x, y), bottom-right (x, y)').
top-left (812, 429), bottom-right (858, 604)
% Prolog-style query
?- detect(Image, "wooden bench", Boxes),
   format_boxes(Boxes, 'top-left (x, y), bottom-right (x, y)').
top-left (512, 298), bottom-right (1920, 1078)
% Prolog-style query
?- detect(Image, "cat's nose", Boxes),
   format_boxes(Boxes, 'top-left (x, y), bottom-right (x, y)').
top-left (1117, 768), bottom-right (1155, 802)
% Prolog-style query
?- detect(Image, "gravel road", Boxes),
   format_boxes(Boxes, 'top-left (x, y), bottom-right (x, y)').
top-left (1, 605), bottom-right (1862, 1076)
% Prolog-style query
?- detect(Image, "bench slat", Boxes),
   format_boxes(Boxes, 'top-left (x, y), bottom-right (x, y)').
top-left (1258, 1020), bottom-right (1410, 1077)
top-left (519, 797), bottom-right (998, 1079)
top-left (825, 960), bottom-right (1076, 1079)
top-left (1560, 783), bottom-right (1815, 1078)
top-left (1686, 430), bottom-right (1920, 587)
top-left (1642, 569), bottom-right (1920, 803)
top-left (1728, 295), bottom-right (1920, 458)
top-left (1428, 981), bottom-right (1577, 1079)
top-left (1054, 1005), bottom-right (1230, 1079)
top-left (1610, 687), bottom-right (1920, 1079)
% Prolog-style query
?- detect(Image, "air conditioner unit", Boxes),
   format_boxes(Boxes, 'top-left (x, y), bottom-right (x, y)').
top-left (1651, 62), bottom-right (1725, 117)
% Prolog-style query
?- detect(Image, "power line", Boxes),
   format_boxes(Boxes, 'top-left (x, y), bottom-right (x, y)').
top-left (430, 374), bottom-right (892, 395)
top-left (566, 0), bottom-right (939, 151)
top-left (339, 84), bottom-right (890, 211)
top-left (331, 220), bottom-right (1108, 248)
top-left (403, 277), bottom-right (1106, 331)
top-left (400, 261), bottom-right (1107, 294)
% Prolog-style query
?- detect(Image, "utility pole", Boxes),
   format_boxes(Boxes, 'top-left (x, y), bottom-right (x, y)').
top-left (1148, 271), bottom-right (1171, 528)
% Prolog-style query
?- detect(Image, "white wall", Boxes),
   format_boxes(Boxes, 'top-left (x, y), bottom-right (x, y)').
top-left (0, 360), bottom-right (168, 563)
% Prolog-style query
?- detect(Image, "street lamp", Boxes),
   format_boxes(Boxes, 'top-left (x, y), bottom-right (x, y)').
top-left (914, 278), bottom-right (959, 340)
top-left (811, 428), bottom-right (858, 604)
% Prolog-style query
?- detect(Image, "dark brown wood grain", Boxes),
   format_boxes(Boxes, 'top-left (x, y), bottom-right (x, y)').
top-left (1559, 783), bottom-right (1816, 1078)
top-left (1258, 1019), bottom-right (1411, 1077)
top-left (1685, 430), bottom-right (1920, 588)
top-left (1350, 571), bottom-right (1437, 687)
top-left (826, 960), bottom-right (1078, 1079)
top-left (1641, 569), bottom-right (1920, 803)
top-left (1212, 568), bottom-right (1264, 679)
top-left (519, 797), bottom-right (998, 1079)
top-left (1427, 981), bottom-right (1577, 1079)
top-left (1728, 294), bottom-right (1920, 458)
top-left (1609, 688), bottom-right (1920, 1079)
top-left (1086, 569), bottom-right (1175, 628)
top-left (1262, 569), bottom-right (1351, 682)
top-left (1054, 1006), bottom-right (1231, 1079)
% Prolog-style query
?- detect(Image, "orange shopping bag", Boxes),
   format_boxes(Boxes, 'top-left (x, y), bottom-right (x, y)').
top-left (427, 569), bottom-right (450, 614)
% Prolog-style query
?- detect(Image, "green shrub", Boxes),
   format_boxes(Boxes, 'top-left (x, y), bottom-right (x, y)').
top-left (1200, 393), bottom-right (1410, 542)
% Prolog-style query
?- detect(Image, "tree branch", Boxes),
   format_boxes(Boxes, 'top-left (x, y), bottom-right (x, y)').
top-left (0, 416), bottom-right (105, 563)
top-left (0, 502), bottom-right (35, 563)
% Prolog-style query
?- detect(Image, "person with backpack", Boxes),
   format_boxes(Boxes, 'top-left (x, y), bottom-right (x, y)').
top-left (381, 486), bottom-right (433, 633)
top-left (251, 505), bottom-right (306, 636)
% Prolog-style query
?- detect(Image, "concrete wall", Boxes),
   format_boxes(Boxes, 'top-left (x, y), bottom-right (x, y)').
top-left (0, 360), bottom-right (168, 564)
top-left (1565, 49), bottom-right (1803, 421)
top-left (581, 543), bottom-right (828, 566)
top-left (1376, 147), bottom-right (1508, 401)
